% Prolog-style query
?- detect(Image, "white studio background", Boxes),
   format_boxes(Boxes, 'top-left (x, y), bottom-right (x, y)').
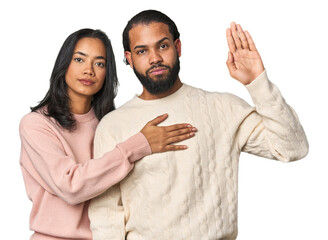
top-left (1, 0), bottom-right (327, 239)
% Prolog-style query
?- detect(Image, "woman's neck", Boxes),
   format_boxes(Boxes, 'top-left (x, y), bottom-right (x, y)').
top-left (69, 96), bottom-right (92, 114)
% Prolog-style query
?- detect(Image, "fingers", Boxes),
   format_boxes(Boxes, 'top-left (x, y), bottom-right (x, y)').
top-left (164, 126), bottom-right (197, 151)
top-left (154, 124), bottom-right (197, 153)
top-left (163, 144), bottom-right (189, 151)
top-left (166, 126), bottom-right (197, 138)
top-left (236, 24), bottom-right (249, 49)
top-left (147, 114), bottom-right (168, 126)
top-left (245, 30), bottom-right (257, 51)
top-left (141, 119), bottom-right (197, 153)
top-left (163, 131), bottom-right (196, 152)
top-left (226, 28), bottom-right (236, 53)
top-left (167, 132), bottom-right (195, 145)
top-left (227, 22), bottom-right (255, 51)
top-left (163, 123), bottom-right (193, 132)
top-left (230, 22), bottom-right (242, 50)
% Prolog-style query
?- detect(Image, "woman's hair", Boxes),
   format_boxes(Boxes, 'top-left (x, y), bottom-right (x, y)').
top-left (31, 28), bottom-right (118, 130)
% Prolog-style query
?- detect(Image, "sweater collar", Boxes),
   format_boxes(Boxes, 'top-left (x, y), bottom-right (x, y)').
top-left (73, 107), bottom-right (96, 123)
top-left (132, 83), bottom-right (191, 106)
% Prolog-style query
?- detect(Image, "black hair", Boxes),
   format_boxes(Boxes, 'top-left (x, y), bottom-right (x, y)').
top-left (122, 10), bottom-right (180, 64)
top-left (31, 28), bottom-right (118, 130)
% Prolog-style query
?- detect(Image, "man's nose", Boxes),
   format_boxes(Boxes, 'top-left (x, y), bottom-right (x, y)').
top-left (149, 50), bottom-right (163, 65)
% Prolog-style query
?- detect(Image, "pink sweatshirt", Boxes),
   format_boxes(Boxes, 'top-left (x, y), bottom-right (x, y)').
top-left (19, 108), bottom-right (151, 240)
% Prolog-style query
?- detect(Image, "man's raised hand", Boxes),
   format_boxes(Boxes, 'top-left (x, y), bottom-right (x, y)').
top-left (226, 22), bottom-right (265, 85)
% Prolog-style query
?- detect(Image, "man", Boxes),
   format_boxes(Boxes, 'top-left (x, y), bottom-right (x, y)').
top-left (89, 10), bottom-right (308, 240)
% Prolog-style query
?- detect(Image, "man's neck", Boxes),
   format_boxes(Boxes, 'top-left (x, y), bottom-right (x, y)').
top-left (139, 77), bottom-right (183, 100)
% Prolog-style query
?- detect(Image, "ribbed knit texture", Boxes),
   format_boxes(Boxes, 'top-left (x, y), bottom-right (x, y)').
top-left (89, 71), bottom-right (308, 240)
top-left (19, 108), bottom-right (151, 240)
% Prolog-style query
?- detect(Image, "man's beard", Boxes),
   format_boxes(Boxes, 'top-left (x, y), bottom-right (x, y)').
top-left (133, 57), bottom-right (180, 95)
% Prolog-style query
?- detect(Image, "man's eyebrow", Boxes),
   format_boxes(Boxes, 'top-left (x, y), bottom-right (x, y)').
top-left (74, 51), bottom-right (106, 60)
top-left (133, 37), bottom-right (170, 50)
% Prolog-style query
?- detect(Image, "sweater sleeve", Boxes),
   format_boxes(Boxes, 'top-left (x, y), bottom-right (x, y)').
top-left (236, 70), bottom-right (309, 162)
top-left (19, 113), bottom-right (151, 205)
top-left (89, 119), bottom-right (127, 239)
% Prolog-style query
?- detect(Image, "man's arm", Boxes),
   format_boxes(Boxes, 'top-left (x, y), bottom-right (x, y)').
top-left (89, 122), bottom-right (126, 240)
top-left (226, 22), bottom-right (308, 161)
top-left (236, 71), bottom-right (308, 161)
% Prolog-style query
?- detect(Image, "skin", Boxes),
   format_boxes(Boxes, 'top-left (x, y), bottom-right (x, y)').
top-left (65, 37), bottom-right (107, 114)
top-left (226, 22), bottom-right (265, 85)
top-left (125, 22), bottom-right (182, 100)
top-left (65, 37), bottom-right (196, 152)
top-left (140, 114), bottom-right (196, 152)
top-left (124, 21), bottom-right (266, 151)
top-left (125, 21), bottom-right (265, 92)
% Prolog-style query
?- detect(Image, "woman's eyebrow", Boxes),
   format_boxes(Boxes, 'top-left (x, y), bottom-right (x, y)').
top-left (74, 51), bottom-right (87, 56)
top-left (74, 51), bottom-right (106, 60)
top-left (95, 56), bottom-right (106, 60)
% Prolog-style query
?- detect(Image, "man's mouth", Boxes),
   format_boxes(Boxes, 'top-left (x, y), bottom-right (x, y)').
top-left (147, 65), bottom-right (169, 76)
top-left (149, 67), bottom-right (167, 75)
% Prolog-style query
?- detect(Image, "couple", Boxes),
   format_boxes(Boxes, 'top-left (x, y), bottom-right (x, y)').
top-left (19, 9), bottom-right (308, 240)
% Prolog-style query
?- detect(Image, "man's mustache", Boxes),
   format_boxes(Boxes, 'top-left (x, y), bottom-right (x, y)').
top-left (146, 64), bottom-right (170, 74)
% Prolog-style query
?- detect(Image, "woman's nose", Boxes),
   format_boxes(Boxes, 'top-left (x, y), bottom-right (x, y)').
top-left (84, 63), bottom-right (95, 76)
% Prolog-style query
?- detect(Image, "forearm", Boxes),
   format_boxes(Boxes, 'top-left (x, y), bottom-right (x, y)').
top-left (20, 117), bottom-right (150, 205)
top-left (62, 132), bottom-right (151, 204)
top-left (245, 70), bottom-right (309, 161)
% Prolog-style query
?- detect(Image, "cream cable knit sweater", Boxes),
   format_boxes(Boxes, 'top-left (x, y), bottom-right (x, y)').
top-left (89, 71), bottom-right (308, 240)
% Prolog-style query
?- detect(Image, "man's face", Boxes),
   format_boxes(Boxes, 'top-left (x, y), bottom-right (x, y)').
top-left (125, 22), bottom-right (181, 94)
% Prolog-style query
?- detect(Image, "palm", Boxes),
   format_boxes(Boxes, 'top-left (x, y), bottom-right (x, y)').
top-left (226, 23), bottom-right (264, 85)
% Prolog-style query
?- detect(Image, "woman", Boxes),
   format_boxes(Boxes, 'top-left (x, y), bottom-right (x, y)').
top-left (19, 28), bottom-right (196, 239)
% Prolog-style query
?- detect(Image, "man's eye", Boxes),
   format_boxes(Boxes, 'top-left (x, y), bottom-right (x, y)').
top-left (74, 58), bottom-right (83, 63)
top-left (160, 44), bottom-right (168, 49)
top-left (137, 49), bottom-right (146, 55)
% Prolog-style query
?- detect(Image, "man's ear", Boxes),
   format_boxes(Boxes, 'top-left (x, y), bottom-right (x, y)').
top-left (175, 39), bottom-right (182, 57)
top-left (124, 51), bottom-right (134, 69)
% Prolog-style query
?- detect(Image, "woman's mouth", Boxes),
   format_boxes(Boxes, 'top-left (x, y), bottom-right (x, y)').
top-left (78, 79), bottom-right (95, 86)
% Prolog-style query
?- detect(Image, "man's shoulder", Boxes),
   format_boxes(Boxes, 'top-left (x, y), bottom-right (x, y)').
top-left (185, 84), bottom-right (242, 102)
top-left (97, 98), bottom-right (137, 130)
top-left (185, 84), bottom-right (253, 116)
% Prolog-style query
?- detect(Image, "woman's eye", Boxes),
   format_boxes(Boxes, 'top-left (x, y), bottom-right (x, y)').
top-left (95, 62), bottom-right (105, 68)
top-left (74, 58), bottom-right (83, 63)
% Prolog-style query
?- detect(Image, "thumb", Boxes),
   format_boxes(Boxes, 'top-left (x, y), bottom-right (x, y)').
top-left (226, 52), bottom-right (236, 73)
top-left (148, 114), bottom-right (168, 126)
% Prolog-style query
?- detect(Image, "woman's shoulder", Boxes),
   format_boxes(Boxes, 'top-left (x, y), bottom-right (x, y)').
top-left (19, 109), bottom-right (57, 134)
top-left (20, 109), bottom-right (47, 124)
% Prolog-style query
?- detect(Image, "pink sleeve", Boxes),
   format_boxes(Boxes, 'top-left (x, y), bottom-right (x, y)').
top-left (19, 114), bottom-right (151, 205)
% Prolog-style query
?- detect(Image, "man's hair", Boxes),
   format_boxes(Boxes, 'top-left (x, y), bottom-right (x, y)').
top-left (123, 10), bottom-right (180, 64)
top-left (31, 28), bottom-right (118, 130)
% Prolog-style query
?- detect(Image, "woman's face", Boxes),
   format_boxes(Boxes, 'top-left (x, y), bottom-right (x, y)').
top-left (65, 37), bottom-right (106, 103)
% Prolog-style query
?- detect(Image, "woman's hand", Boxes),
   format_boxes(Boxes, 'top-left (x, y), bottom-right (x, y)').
top-left (140, 114), bottom-right (197, 153)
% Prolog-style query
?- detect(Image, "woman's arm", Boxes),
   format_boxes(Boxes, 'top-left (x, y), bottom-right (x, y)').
top-left (19, 113), bottom-right (196, 205)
